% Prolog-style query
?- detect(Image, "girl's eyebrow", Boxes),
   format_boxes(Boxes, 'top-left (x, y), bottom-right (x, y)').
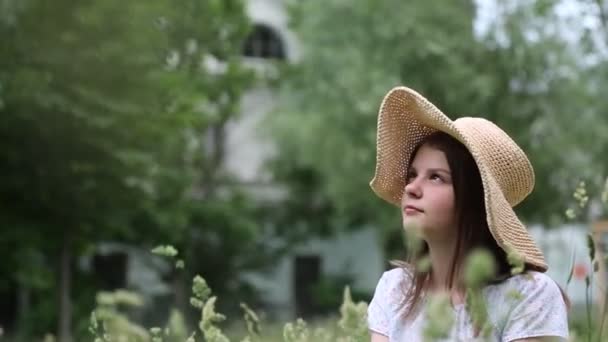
top-left (427, 168), bottom-right (451, 174)
top-left (408, 167), bottom-right (451, 174)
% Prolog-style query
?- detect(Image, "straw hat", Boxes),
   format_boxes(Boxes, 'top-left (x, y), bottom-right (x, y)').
top-left (370, 86), bottom-right (547, 271)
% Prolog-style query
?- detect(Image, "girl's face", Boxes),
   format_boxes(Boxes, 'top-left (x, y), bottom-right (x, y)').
top-left (401, 144), bottom-right (457, 243)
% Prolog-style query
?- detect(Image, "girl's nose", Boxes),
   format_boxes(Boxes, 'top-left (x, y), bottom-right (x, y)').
top-left (404, 178), bottom-right (422, 199)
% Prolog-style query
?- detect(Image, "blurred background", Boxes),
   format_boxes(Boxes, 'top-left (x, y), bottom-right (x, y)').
top-left (1, 0), bottom-right (608, 340)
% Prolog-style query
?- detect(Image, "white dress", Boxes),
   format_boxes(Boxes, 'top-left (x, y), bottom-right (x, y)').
top-left (367, 268), bottom-right (569, 341)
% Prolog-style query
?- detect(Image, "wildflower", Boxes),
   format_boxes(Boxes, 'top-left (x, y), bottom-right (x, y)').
top-left (461, 249), bottom-right (495, 339)
top-left (240, 303), bottom-right (261, 336)
top-left (190, 297), bottom-right (204, 309)
top-left (151, 245), bottom-right (178, 258)
top-left (192, 275), bottom-right (212, 301)
top-left (166, 309), bottom-right (189, 341)
top-left (199, 296), bottom-right (229, 342)
top-left (283, 318), bottom-right (309, 342)
top-left (89, 311), bottom-right (99, 333)
top-left (185, 332), bottom-right (196, 342)
top-left (464, 248), bottom-right (497, 288)
top-left (466, 290), bottom-right (492, 339)
top-left (403, 222), bottom-right (424, 255)
top-left (565, 208), bottom-right (576, 220)
top-left (573, 181), bottom-right (589, 208)
top-left (506, 288), bottom-right (523, 302)
top-left (338, 286), bottom-right (368, 340)
top-left (313, 327), bottom-right (333, 341)
top-left (96, 292), bottom-right (116, 306)
top-left (422, 293), bottom-right (454, 341)
top-left (586, 233), bottom-right (596, 262)
top-left (150, 327), bottom-right (163, 342)
top-left (573, 262), bottom-right (588, 281)
top-left (43, 334), bottom-right (56, 342)
top-left (416, 256), bottom-right (431, 273)
top-left (113, 289), bottom-right (144, 307)
top-left (505, 244), bottom-right (525, 275)
top-left (601, 177), bottom-right (608, 204)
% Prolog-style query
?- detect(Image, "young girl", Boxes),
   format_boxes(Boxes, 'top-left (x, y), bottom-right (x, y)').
top-left (367, 87), bottom-right (569, 341)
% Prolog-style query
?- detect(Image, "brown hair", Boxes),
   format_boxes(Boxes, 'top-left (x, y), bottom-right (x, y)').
top-left (393, 132), bottom-right (568, 322)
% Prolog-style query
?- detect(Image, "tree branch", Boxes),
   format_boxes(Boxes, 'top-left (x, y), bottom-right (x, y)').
top-left (595, 0), bottom-right (608, 44)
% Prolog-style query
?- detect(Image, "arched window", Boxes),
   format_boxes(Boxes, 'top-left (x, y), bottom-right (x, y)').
top-left (243, 24), bottom-right (285, 59)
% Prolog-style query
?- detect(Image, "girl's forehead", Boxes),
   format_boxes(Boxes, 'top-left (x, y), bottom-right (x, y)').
top-left (411, 145), bottom-right (449, 166)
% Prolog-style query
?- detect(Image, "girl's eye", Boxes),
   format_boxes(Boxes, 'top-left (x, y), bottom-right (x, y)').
top-left (430, 174), bottom-right (442, 181)
top-left (406, 172), bottom-right (416, 183)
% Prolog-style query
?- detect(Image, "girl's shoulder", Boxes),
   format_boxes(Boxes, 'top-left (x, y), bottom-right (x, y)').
top-left (372, 266), bottom-right (413, 308)
top-left (375, 267), bottom-right (564, 311)
top-left (485, 271), bottom-right (570, 339)
top-left (379, 266), bottom-right (414, 290)
top-left (487, 270), bottom-right (561, 298)
top-left (378, 268), bottom-right (558, 295)
top-left (367, 266), bottom-right (413, 335)
top-left (381, 265), bottom-right (413, 282)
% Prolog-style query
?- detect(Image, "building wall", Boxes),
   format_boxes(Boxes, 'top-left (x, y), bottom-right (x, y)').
top-left (230, 1), bottom-right (386, 320)
top-left (241, 226), bottom-right (385, 319)
top-left (530, 224), bottom-right (596, 306)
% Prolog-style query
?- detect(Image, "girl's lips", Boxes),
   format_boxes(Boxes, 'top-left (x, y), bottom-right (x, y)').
top-left (403, 205), bottom-right (423, 215)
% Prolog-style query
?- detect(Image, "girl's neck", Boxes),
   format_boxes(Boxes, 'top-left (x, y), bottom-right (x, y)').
top-left (426, 239), bottom-right (465, 300)
top-left (426, 272), bottom-right (467, 307)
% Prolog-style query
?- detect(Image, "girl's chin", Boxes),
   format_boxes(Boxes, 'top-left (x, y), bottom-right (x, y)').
top-left (402, 219), bottom-right (423, 232)
top-left (403, 216), bottom-right (422, 225)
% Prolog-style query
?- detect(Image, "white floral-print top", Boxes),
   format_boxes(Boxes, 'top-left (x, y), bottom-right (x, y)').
top-left (367, 268), bottom-right (569, 341)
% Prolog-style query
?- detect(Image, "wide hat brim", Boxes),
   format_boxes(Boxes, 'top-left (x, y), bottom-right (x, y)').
top-left (370, 86), bottom-right (547, 271)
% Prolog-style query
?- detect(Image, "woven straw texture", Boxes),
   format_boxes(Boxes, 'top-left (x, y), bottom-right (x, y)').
top-left (370, 86), bottom-right (546, 271)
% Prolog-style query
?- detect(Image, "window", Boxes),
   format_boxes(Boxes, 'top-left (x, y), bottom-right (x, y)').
top-left (93, 251), bottom-right (128, 290)
top-left (294, 255), bottom-right (321, 318)
top-left (243, 24), bottom-right (285, 59)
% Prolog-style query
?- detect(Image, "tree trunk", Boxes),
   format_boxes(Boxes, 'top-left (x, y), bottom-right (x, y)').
top-left (58, 233), bottom-right (72, 342)
top-left (199, 121), bottom-right (227, 198)
top-left (172, 271), bottom-right (188, 317)
top-left (16, 285), bottom-right (30, 334)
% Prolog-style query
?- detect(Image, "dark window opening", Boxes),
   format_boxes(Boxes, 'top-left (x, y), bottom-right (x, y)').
top-left (243, 24), bottom-right (285, 59)
top-left (93, 252), bottom-right (128, 290)
top-left (294, 255), bottom-right (321, 319)
top-left (0, 284), bottom-right (17, 334)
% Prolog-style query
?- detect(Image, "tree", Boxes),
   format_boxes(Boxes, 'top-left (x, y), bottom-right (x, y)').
top-left (0, 0), bottom-right (259, 339)
top-left (0, 1), bottom-right (188, 339)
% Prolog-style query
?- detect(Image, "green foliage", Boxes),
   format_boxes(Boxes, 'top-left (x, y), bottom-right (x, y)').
top-left (0, 0), bottom-right (262, 338)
